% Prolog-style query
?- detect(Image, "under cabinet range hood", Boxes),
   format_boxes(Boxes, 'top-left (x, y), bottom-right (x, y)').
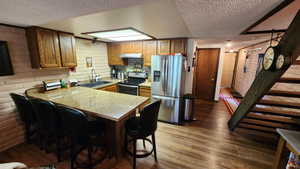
top-left (120, 53), bottom-right (142, 58)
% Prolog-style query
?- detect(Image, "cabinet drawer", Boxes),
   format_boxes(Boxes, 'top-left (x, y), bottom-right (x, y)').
top-left (98, 84), bottom-right (117, 92)
top-left (139, 87), bottom-right (151, 97)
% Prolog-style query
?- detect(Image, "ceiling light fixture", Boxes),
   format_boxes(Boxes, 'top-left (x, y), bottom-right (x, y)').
top-left (82, 28), bottom-right (154, 42)
top-left (226, 40), bottom-right (232, 47)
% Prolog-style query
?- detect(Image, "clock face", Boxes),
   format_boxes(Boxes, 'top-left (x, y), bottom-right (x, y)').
top-left (276, 55), bottom-right (285, 69)
top-left (263, 47), bottom-right (275, 70)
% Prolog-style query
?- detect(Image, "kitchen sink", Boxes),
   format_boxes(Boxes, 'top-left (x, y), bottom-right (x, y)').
top-left (80, 81), bottom-right (111, 88)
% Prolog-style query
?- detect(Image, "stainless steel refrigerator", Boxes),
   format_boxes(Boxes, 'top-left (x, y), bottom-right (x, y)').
top-left (151, 54), bottom-right (186, 124)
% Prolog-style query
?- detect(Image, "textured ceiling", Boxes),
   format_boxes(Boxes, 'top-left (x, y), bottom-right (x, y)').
top-left (41, 0), bottom-right (191, 39)
top-left (0, 0), bottom-right (155, 26)
top-left (175, 0), bottom-right (284, 38)
top-left (0, 0), bottom-right (290, 43)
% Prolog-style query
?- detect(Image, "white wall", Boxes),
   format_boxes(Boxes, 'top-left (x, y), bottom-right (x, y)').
top-left (184, 39), bottom-right (196, 94)
top-left (69, 39), bottom-right (110, 81)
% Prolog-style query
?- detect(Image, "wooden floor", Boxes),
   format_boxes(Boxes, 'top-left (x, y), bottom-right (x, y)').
top-left (0, 100), bottom-right (277, 169)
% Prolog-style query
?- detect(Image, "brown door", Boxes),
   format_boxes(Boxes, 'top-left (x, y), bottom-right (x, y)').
top-left (193, 48), bottom-right (220, 100)
top-left (58, 32), bottom-right (77, 67)
top-left (36, 28), bottom-right (61, 68)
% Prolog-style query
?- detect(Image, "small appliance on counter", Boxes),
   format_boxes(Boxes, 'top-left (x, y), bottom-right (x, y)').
top-left (69, 79), bottom-right (79, 87)
top-left (43, 80), bottom-right (61, 91)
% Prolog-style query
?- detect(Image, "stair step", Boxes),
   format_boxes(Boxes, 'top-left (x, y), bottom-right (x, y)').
top-left (252, 107), bottom-right (300, 117)
top-left (293, 60), bottom-right (300, 65)
top-left (278, 77), bottom-right (300, 83)
top-left (258, 99), bottom-right (300, 109)
top-left (238, 123), bottom-right (276, 133)
top-left (242, 118), bottom-right (292, 129)
top-left (267, 90), bottom-right (300, 98)
top-left (247, 112), bottom-right (297, 124)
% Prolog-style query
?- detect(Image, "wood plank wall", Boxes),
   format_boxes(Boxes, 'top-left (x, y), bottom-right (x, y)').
top-left (0, 26), bottom-right (110, 152)
top-left (233, 40), bottom-right (300, 97)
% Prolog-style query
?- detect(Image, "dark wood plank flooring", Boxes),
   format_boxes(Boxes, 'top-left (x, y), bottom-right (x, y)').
top-left (0, 100), bottom-right (277, 169)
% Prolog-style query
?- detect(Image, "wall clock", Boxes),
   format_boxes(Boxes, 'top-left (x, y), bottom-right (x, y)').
top-left (263, 46), bottom-right (278, 71)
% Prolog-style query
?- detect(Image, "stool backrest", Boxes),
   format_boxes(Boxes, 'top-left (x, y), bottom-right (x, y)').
top-left (30, 99), bottom-right (60, 134)
top-left (140, 100), bottom-right (161, 135)
top-left (10, 93), bottom-right (36, 125)
top-left (56, 105), bottom-right (89, 145)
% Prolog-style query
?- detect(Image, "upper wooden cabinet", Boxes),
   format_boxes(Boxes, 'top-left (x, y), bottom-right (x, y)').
top-left (142, 40), bottom-right (157, 67)
top-left (157, 40), bottom-right (171, 55)
top-left (107, 38), bottom-right (187, 66)
top-left (26, 27), bottom-right (77, 68)
top-left (121, 41), bottom-right (142, 53)
top-left (107, 42), bottom-right (125, 65)
top-left (58, 32), bottom-right (77, 67)
top-left (171, 39), bottom-right (187, 54)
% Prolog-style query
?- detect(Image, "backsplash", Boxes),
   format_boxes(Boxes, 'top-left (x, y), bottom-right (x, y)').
top-left (111, 58), bottom-right (151, 79)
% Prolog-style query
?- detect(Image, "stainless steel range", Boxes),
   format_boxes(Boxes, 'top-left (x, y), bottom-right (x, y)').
top-left (118, 72), bottom-right (147, 95)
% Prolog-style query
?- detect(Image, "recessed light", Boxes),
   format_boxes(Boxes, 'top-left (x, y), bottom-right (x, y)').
top-left (82, 28), bottom-right (154, 42)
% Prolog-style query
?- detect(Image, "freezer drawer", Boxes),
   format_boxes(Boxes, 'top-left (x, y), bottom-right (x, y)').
top-left (152, 95), bottom-right (184, 124)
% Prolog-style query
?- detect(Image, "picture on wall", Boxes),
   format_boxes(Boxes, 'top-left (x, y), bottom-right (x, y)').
top-left (0, 41), bottom-right (14, 76)
top-left (86, 57), bottom-right (93, 68)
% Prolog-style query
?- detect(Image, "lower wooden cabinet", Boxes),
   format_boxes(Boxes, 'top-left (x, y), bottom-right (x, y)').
top-left (97, 84), bottom-right (118, 92)
top-left (139, 86), bottom-right (151, 97)
top-left (139, 86), bottom-right (151, 108)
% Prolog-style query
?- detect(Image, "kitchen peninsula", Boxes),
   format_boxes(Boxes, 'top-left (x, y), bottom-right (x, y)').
top-left (26, 87), bottom-right (149, 159)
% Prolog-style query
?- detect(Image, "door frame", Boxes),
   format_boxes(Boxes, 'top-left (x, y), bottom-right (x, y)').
top-left (192, 48), bottom-right (221, 100)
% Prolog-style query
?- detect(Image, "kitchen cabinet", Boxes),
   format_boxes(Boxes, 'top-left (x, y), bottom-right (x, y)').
top-left (107, 43), bottom-right (125, 66)
top-left (142, 40), bottom-right (157, 67)
top-left (121, 41), bottom-right (142, 53)
top-left (139, 86), bottom-right (151, 109)
top-left (157, 40), bottom-right (171, 55)
top-left (171, 39), bottom-right (187, 54)
top-left (27, 27), bottom-right (61, 68)
top-left (26, 27), bottom-right (77, 68)
top-left (98, 84), bottom-right (118, 92)
top-left (139, 86), bottom-right (151, 97)
top-left (58, 32), bottom-right (77, 67)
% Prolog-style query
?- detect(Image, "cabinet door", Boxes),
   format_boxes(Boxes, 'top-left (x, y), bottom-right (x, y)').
top-left (142, 40), bottom-right (157, 66)
top-left (108, 43), bottom-right (125, 65)
top-left (121, 41), bottom-right (142, 53)
top-left (157, 40), bottom-right (170, 55)
top-left (171, 39), bottom-right (186, 54)
top-left (36, 28), bottom-right (62, 68)
top-left (59, 32), bottom-right (77, 67)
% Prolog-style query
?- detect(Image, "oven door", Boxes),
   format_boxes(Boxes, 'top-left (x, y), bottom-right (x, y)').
top-left (118, 84), bottom-right (139, 95)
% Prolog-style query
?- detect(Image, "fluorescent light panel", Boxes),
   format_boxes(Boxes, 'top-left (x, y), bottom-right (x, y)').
top-left (87, 29), bottom-right (152, 42)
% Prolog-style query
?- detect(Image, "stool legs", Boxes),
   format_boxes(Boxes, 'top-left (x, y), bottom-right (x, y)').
top-left (133, 139), bottom-right (137, 169)
top-left (152, 134), bottom-right (157, 161)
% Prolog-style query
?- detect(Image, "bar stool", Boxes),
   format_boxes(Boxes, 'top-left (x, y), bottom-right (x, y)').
top-left (56, 105), bottom-right (108, 169)
top-left (125, 100), bottom-right (161, 169)
top-left (10, 93), bottom-right (37, 143)
top-left (30, 99), bottom-right (64, 162)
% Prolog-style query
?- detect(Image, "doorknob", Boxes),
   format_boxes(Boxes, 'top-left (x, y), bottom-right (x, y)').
top-left (211, 78), bottom-right (215, 81)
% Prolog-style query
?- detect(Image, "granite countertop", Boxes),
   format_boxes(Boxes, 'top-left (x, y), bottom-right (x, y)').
top-left (277, 128), bottom-right (300, 155)
top-left (26, 87), bottom-right (149, 121)
top-left (139, 81), bottom-right (152, 88)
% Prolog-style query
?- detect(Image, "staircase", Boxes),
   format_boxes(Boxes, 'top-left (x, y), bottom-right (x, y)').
top-left (238, 76), bottom-right (300, 134)
top-left (228, 10), bottom-right (300, 133)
